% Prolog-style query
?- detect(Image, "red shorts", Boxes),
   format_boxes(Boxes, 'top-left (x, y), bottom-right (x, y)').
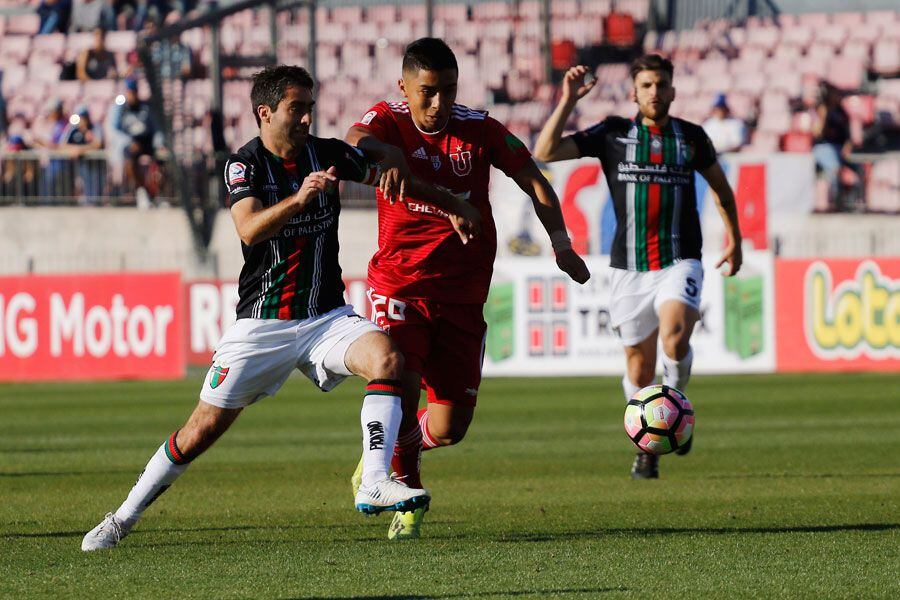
top-left (368, 289), bottom-right (486, 407)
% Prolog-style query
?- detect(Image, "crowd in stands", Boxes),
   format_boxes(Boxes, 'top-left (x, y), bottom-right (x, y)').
top-left (0, 1), bottom-right (897, 212)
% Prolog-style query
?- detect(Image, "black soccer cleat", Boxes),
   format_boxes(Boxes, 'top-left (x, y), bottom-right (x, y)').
top-left (630, 452), bottom-right (659, 479)
top-left (675, 435), bottom-right (693, 456)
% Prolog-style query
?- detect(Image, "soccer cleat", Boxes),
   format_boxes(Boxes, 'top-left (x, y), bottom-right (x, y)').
top-left (675, 435), bottom-right (693, 456)
top-left (388, 506), bottom-right (428, 540)
top-left (355, 476), bottom-right (430, 516)
top-left (350, 456), bottom-right (363, 498)
top-left (631, 452), bottom-right (659, 479)
top-left (81, 512), bottom-right (129, 551)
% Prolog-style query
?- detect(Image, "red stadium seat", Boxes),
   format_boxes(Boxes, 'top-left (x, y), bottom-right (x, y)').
top-left (604, 11), bottom-right (636, 47)
top-left (780, 131), bottom-right (813, 152)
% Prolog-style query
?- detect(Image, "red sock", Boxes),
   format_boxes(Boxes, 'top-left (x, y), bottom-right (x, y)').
top-left (391, 423), bottom-right (422, 489)
top-left (418, 407), bottom-right (440, 450)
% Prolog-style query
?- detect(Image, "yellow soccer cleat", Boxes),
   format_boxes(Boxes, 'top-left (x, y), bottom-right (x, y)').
top-left (388, 506), bottom-right (428, 540)
top-left (351, 456), bottom-right (363, 499)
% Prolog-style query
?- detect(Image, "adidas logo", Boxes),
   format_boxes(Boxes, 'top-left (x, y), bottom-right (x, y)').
top-left (411, 147), bottom-right (428, 160)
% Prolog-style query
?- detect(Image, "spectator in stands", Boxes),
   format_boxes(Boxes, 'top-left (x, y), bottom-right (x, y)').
top-left (76, 28), bottom-right (119, 81)
top-left (812, 83), bottom-right (853, 209)
top-left (32, 98), bottom-right (70, 198)
top-left (38, 0), bottom-right (71, 34)
top-left (69, 0), bottom-right (115, 33)
top-left (0, 84), bottom-right (7, 142)
top-left (128, 0), bottom-right (167, 32)
top-left (2, 136), bottom-right (38, 198)
top-left (60, 105), bottom-right (104, 203)
top-left (143, 15), bottom-right (195, 80)
top-left (702, 94), bottom-right (746, 153)
top-left (111, 78), bottom-right (161, 207)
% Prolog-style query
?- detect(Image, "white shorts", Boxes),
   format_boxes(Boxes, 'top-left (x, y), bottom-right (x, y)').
top-left (199, 305), bottom-right (381, 409)
top-left (608, 259), bottom-right (704, 346)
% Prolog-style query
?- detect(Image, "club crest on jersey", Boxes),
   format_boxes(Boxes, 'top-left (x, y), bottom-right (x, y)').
top-left (450, 151), bottom-right (472, 176)
top-left (681, 142), bottom-right (694, 162)
top-left (209, 362), bottom-right (229, 389)
top-left (431, 155), bottom-right (442, 171)
top-left (227, 162), bottom-right (247, 185)
top-left (651, 137), bottom-right (663, 153)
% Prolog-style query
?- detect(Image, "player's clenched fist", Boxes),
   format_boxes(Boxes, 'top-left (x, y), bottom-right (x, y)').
top-left (561, 65), bottom-right (597, 106)
top-left (555, 248), bottom-right (591, 284)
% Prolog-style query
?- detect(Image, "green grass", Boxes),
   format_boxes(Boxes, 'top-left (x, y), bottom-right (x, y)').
top-left (1, 373), bottom-right (898, 599)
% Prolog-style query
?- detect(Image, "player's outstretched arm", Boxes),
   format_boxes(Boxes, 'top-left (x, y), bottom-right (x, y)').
top-left (346, 125), bottom-right (411, 204)
top-left (512, 160), bottom-right (590, 284)
top-left (533, 65), bottom-right (595, 163)
top-left (230, 168), bottom-right (336, 246)
top-left (700, 162), bottom-right (743, 276)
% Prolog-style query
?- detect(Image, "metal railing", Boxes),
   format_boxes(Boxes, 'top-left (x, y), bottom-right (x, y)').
top-left (0, 149), bottom-right (378, 208)
top-left (0, 149), bottom-right (172, 206)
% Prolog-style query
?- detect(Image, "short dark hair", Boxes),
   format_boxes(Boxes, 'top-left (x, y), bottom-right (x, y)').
top-left (402, 37), bottom-right (458, 75)
top-left (250, 65), bottom-right (314, 127)
top-left (630, 54), bottom-right (674, 81)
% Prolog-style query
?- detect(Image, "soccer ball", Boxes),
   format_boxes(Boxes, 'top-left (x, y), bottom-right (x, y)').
top-left (623, 385), bottom-right (694, 455)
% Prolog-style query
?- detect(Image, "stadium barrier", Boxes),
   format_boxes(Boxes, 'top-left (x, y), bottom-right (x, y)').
top-left (0, 272), bottom-right (184, 381)
top-left (492, 153), bottom-right (817, 259)
top-left (775, 257), bottom-right (900, 372)
top-left (2, 258), bottom-right (898, 382)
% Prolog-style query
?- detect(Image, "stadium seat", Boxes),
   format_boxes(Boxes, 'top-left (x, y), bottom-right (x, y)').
top-left (826, 57), bottom-right (865, 91)
top-left (815, 24), bottom-right (847, 47)
top-left (31, 32), bottom-right (65, 62)
top-left (873, 39), bottom-right (900, 75)
top-left (781, 130), bottom-right (813, 152)
top-left (797, 12), bottom-right (831, 28)
top-left (434, 4), bottom-right (468, 23)
top-left (745, 26), bottom-right (779, 48)
top-left (866, 158), bottom-right (900, 212)
top-left (104, 31), bottom-right (136, 54)
top-left (5, 12), bottom-right (39, 36)
top-left (0, 35), bottom-right (31, 65)
top-left (780, 24), bottom-right (813, 48)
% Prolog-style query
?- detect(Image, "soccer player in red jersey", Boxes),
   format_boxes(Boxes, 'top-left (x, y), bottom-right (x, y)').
top-left (345, 38), bottom-right (590, 539)
top-left (534, 55), bottom-right (743, 479)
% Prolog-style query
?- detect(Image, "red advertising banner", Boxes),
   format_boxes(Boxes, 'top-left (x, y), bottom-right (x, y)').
top-left (0, 273), bottom-right (184, 381)
top-left (775, 258), bottom-right (900, 372)
top-left (184, 278), bottom-right (373, 365)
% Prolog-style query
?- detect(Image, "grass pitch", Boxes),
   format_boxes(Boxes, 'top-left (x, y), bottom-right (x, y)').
top-left (2, 373), bottom-right (898, 598)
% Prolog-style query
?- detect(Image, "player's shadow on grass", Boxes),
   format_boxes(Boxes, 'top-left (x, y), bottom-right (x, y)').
top-left (494, 522), bottom-right (900, 543)
top-left (289, 589), bottom-right (628, 599)
top-left (8, 522), bottom-right (899, 542)
top-left (704, 472), bottom-right (900, 480)
top-left (0, 469), bottom-right (140, 478)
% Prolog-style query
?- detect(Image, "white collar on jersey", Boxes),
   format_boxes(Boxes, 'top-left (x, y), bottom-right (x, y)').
top-left (411, 114), bottom-right (449, 136)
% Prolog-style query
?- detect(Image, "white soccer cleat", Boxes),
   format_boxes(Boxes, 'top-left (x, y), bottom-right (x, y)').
top-left (81, 512), bottom-right (129, 551)
top-left (355, 477), bottom-right (430, 516)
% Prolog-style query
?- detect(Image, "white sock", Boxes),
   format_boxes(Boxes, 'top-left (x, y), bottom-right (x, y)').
top-left (622, 374), bottom-right (642, 403)
top-left (661, 347), bottom-right (693, 391)
top-left (360, 393), bottom-right (401, 488)
top-left (114, 438), bottom-right (189, 529)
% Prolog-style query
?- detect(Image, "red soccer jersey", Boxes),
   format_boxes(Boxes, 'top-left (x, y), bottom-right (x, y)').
top-left (354, 100), bottom-right (532, 304)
